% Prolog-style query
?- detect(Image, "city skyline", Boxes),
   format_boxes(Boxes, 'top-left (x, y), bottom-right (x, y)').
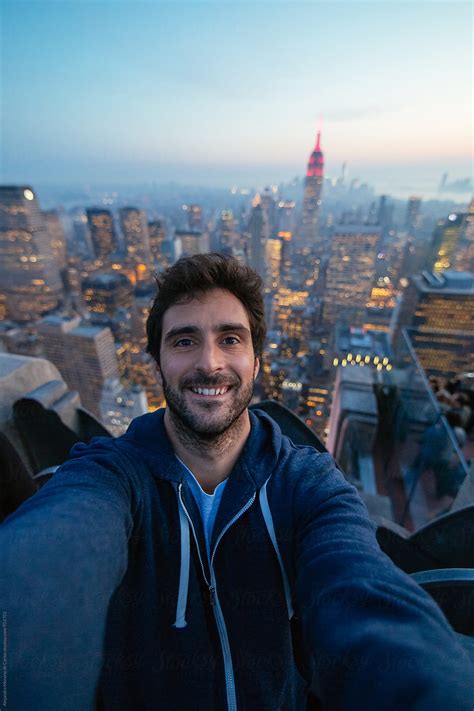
top-left (1, 1), bottom-right (472, 198)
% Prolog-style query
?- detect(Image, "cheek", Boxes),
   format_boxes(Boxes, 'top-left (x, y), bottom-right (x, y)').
top-left (159, 354), bottom-right (189, 383)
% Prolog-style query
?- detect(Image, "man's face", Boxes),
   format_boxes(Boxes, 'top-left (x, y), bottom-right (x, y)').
top-left (158, 288), bottom-right (260, 437)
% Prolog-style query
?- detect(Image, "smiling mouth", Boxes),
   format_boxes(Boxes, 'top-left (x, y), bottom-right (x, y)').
top-left (189, 386), bottom-right (231, 396)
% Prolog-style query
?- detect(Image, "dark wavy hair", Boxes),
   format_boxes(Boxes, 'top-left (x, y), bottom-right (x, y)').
top-left (146, 253), bottom-right (266, 363)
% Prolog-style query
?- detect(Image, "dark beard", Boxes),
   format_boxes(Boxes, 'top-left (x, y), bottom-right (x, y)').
top-left (161, 372), bottom-right (254, 449)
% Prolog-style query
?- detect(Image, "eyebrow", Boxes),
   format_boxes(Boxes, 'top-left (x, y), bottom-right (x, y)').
top-left (163, 323), bottom-right (250, 342)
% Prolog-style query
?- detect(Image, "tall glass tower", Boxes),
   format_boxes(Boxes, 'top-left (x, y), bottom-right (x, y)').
top-left (86, 208), bottom-right (118, 263)
top-left (0, 185), bottom-right (63, 322)
top-left (300, 131), bottom-right (324, 251)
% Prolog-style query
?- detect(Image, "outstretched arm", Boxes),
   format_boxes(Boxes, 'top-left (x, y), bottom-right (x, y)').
top-left (293, 456), bottom-right (473, 710)
top-left (0, 441), bottom-right (135, 710)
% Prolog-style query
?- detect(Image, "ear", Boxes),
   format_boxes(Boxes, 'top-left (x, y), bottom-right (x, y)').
top-left (254, 357), bottom-right (260, 380)
top-left (155, 362), bottom-right (163, 387)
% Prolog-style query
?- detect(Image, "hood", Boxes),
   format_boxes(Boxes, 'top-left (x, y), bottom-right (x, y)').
top-left (121, 407), bottom-right (283, 491)
top-left (121, 407), bottom-right (293, 632)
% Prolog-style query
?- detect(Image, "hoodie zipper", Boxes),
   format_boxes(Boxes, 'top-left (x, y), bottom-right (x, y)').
top-left (177, 484), bottom-right (256, 711)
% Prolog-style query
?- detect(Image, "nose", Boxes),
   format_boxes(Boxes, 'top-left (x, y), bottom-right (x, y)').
top-left (194, 339), bottom-right (224, 374)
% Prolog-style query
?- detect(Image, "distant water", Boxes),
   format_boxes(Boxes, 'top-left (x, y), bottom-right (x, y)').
top-left (375, 185), bottom-right (472, 203)
top-left (358, 173), bottom-right (472, 204)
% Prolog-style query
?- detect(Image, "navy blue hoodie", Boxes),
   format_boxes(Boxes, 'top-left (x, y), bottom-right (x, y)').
top-left (1, 409), bottom-right (473, 710)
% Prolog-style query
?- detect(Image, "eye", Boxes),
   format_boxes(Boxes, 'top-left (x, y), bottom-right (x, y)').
top-left (174, 337), bottom-right (194, 347)
top-left (222, 335), bottom-right (240, 345)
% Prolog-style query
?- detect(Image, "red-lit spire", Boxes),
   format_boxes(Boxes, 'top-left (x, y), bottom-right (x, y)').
top-left (306, 131), bottom-right (324, 178)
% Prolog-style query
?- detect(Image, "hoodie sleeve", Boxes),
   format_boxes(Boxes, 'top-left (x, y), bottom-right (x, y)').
top-left (0, 439), bottom-right (135, 711)
top-left (292, 452), bottom-right (474, 710)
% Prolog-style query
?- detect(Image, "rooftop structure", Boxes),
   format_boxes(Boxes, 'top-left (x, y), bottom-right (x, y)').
top-left (390, 270), bottom-right (474, 354)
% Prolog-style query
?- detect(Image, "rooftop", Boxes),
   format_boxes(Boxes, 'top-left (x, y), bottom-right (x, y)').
top-left (72, 325), bottom-right (107, 338)
top-left (414, 271), bottom-right (474, 295)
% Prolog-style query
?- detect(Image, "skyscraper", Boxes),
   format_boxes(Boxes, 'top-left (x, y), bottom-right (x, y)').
top-left (300, 131), bottom-right (324, 251)
top-left (69, 208), bottom-right (93, 258)
top-left (260, 187), bottom-right (276, 238)
top-left (187, 204), bottom-right (202, 230)
top-left (246, 199), bottom-right (266, 279)
top-left (405, 329), bottom-right (474, 380)
top-left (86, 208), bottom-right (118, 262)
top-left (81, 272), bottom-right (133, 318)
top-left (0, 186), bottom-right (63, 322)
top-left (376, 195), bottom-right (393, 239)
top-left (272, 288), bottom-right (309, 342)
top-left (277, 200), bottom-right (296, 236)
top-left (37, 315), bottom-right (120, 417)
top-left (175, 229), bottom-right (204, 257)
top-left (148, 220), bottom-right (167, 265)
top-left (390, 270), bottom-right (474, 351)
top-left (265, 237), bottom-right (283, 290)
top-left (43, 209), bottom-right (67, 270)
top-left (405, 196), bottom-right (422, 233)
top-left (322, 225), bottom-right (380, 326)
top-left (430, 212), bottom-right (466, 273)
top-left (214, 210), bottom-right (236, 252)
top-left (277, 201), bottom-right (296, 286)
top-left (119, 207), bottom-right (152, 276)
top-left (432, 200), bottom-right (474, 274)
top-left (457, 198), bottom-right (474, 273)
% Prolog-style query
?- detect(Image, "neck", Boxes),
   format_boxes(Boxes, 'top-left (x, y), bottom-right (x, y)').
top-left (164, 408), bottom-right (251, 493)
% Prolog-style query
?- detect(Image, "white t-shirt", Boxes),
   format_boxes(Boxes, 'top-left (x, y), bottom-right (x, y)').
top-left (177, 457), bottom-right (228, 559)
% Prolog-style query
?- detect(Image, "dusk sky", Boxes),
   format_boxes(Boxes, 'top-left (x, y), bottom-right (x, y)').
top-left (1, 1), bottom-right (472, 195)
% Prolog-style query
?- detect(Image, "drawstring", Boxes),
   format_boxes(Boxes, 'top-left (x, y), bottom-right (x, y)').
top-left (173, 484), bottom-right (190, 628)
top-left (259, 477), bottom-right (294, 620)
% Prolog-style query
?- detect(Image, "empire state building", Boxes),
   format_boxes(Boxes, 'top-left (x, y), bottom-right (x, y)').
top-left (300, 131), bottom-right (324, 251)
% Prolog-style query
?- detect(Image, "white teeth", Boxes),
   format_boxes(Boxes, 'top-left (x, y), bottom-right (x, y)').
top-left (191, 386), bottom-right (229, 396)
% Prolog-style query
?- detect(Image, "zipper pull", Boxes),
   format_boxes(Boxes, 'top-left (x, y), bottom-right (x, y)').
top-left (209, 585), bottom-right (216, 606)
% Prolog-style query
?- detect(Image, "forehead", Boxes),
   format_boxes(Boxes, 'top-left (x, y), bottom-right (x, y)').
top-left (161, 288), bottom-right (251, 332)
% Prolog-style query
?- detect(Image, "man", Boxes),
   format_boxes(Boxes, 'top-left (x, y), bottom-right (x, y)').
top-left (1, 253), bottom-right (473, 710)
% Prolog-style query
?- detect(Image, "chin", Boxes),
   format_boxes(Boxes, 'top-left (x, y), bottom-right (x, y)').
top-left (163, 377), bottom-right (254, 439)
top-left (186, 411), bottom-right (245, 437)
